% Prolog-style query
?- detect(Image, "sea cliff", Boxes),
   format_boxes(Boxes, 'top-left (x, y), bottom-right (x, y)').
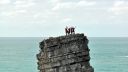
top-left (37, 33), bottom-right (94, 72)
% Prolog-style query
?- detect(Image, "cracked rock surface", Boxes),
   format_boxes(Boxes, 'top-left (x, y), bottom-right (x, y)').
top-left (37, 33), bottom-right (94, 72)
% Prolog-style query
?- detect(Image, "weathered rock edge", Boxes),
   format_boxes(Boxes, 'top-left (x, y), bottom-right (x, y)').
top-left (37, 33), bottom-right (94, 72)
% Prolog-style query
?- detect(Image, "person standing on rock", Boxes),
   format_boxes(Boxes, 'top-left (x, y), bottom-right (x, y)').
top-left (70, 26), bottom-right (75, 34)
top-left (65, 26), bottom-right (70, 35)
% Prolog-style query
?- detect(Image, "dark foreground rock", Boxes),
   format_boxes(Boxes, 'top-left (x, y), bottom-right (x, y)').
top-left (37, 33), bottom-right (94, 72)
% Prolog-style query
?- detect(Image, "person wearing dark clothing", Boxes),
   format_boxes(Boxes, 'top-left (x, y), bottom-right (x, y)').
top-left (65, 26), bottom-right (70, 35)
top-left (70, 26), bottom-right (75, 34)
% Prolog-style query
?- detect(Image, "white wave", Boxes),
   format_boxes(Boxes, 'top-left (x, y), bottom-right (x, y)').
top-left (118, 56), bottom-right (128, 58)
top-left (124, 56), bottom-right (128, 57)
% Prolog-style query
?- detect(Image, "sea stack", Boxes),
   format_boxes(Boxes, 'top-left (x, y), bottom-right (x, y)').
top-left (37, 33), bottom-right (94, 72)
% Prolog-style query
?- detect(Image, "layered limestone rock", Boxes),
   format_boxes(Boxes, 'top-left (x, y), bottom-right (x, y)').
top-left (37, 33), bottom-right (94, 72)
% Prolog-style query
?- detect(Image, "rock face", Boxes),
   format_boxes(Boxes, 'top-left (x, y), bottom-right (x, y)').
top-left (37, 33), bottom-right (94, 72)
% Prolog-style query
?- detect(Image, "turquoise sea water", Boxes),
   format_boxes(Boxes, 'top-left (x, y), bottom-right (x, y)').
top-left (0, 37), bottom-right (42, 72)
top-left (0, 37), bottom-right (128, 72)
top-left (89, 37), bottom-right (128, 72)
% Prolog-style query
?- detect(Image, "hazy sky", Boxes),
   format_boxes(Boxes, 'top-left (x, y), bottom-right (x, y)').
top-left (0, 0), bottom-right (128, 37)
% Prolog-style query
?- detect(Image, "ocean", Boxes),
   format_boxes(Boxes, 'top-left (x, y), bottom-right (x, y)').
top-left (89, 37), bottom-right (128, 72)
top-left (0, 37), bottom-right (128, 72)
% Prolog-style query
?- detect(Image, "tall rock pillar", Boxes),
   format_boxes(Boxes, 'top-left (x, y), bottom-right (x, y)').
top-left (37, 33), bottom-right (94, 72)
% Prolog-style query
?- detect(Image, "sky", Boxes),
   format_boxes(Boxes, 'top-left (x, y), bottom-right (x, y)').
top-left (0, 0), bottom-right (128, 37)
